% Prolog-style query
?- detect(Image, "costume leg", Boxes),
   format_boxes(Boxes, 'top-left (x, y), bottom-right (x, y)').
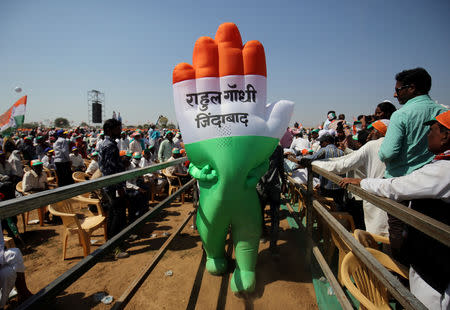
top-left (230, 196), bottom-right (262, 293)
top-left (196, 200), bottom-right (230, 275)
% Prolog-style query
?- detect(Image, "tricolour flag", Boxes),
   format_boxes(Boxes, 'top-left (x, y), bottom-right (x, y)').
top-left (0, 96), bottom-right (27, 132)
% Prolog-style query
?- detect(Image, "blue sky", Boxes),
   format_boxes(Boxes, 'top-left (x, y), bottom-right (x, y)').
top-left (1, 0), bottom-right (449, 127)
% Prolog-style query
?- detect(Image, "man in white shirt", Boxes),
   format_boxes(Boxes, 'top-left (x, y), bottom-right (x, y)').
top-left (116, 131), bottom-right (129, 151)
top-left (140, 148), bottom-right (166, 194)
top-left (22, 160), bottom-right (47, 193)
top-left (125, 152), bottom-right (147, 221)
top-left (69, 147), bottom-right (85, 172)
top-left (128, 132), bottom-right (143, 154)
top-left (0, 221), bottom-right (32, 307)
top-left (53, 130), bottom-right (73, 186)
top-left (173, 133), bottom-right (183, 149)
top-left (85, 152), bottom-right (99, 177)
top-left (313, 119), bottom-right (390, 236)
top-left (166, 148), bottom-right (189, 183)
top-left (339, 110), bottom-right (450, 310)
top-left (41, 148), bottom-right (56, 170)
top-left (289, 132), bottom-right (310, 155)
top-left (95, 132), bottom-right (105, 151)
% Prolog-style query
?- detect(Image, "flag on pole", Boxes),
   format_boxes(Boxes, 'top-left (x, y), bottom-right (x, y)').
top-left (0, 96), bottom-right (27, 132)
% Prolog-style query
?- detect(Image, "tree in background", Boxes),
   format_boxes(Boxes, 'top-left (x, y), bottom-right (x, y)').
top-left (54, 117), bottom-right (70, 128)
top-left (21, 122), bottom-right (40, 129)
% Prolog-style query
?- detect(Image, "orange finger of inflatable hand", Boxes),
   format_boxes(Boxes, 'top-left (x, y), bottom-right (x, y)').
top-left (214, 22), bottom-right (243, 77)
top-left (173, 62), bottom-right (195, 84)
top-left (193, 36), bottom-right (219, 79)
top-left (243, 40), bottom-right (267, 77)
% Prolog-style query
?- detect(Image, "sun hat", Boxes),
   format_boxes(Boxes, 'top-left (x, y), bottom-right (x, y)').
top-left (368, 119), bottom-right (390, 136)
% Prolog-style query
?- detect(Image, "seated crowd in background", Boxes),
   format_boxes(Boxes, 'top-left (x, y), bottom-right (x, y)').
top-left (0, 67), bottom-right (448, 309)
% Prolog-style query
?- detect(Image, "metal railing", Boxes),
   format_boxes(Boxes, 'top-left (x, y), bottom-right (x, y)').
top-left (0, 158), bottom-right (195, 309)
top-left (286, 165), bottom-right (450, 310)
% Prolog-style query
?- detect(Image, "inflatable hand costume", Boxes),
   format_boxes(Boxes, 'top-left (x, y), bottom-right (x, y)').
top-left (172, 23), bottom-right (294, 293)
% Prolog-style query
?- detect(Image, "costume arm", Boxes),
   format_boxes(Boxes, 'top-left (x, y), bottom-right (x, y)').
top-left (378, 112), bottom-right (404, 162)
top-left (188, 163), bottom-right (217, 183)
top-left (360, 161), bottom-right (450, 201)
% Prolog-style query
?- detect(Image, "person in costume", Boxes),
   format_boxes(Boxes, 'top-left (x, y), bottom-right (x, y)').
top-left (172, 23), bottom-right (293, 292)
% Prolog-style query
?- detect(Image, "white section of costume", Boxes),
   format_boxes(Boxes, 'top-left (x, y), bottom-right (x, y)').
top-left (173, 75), bottom-right (293, 144)
top-left (313, 138), bottom-right (389, 235)
top-left (409, 267), bottom-right (450, 310)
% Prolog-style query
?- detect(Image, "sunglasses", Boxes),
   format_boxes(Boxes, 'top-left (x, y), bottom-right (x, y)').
top-left (395, 85), bottom-right (410, 94)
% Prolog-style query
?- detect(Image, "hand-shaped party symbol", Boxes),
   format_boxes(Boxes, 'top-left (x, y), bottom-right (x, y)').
top-left (172, 22), bottom-right (293, 293)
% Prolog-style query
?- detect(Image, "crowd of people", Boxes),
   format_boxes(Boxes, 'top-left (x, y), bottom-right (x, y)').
top-left (0, 118), bottom-right (190, 306)
top-left (0, 67), bottom-right (448, 309)
top-left (266, 67), bottom-right (448, 309)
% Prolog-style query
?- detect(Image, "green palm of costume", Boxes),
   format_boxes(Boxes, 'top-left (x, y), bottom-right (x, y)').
top-left (187, 135), bottom-right (277, 292)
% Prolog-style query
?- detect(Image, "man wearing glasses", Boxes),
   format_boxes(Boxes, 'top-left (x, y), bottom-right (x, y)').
top-left (378, 67), bottom-right (447, 264)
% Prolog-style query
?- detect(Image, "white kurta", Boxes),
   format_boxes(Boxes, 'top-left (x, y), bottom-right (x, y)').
top-left (22, 170), bottom-right (47, 192)
top-left (85, 160), bottom-right (99, 175)
top-left (69, 153), bottom-right (85, 169)
top-left (116, 138), bottom-right (130, 152)
top-left (360, 159), bottom-right (450, 310)
top-left (128, 140), bottom-right (142, 154)
top-left (312, 138), bottom-right (389, 236)
top-left (360, 160), bottom-right (450, 203)
top-left (0, 223), bottom-right (26, 307)
top-left (289, 137), bottom-right (310, 153)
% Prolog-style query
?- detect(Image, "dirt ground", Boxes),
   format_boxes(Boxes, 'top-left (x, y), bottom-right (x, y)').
top-left (8, 198), bottom-right (318, 310)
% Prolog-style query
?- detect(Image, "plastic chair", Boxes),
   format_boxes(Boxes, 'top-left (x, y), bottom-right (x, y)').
top-left (16, 181), bottom-right (45, 228)
top-left (162, 169), bottom-right (184, 203)
top-left (72, 171), bottom-right (90, 183)
top-left (43, 166), bottom-right (58, 187)
top-left (327, 212), bottom-right (356, 284)
top-left (341, 248), bottom-right (409, 310)
top-left (3, 236), bottom-right (16, 249)
top-left (48, 199), bottom-right (107, 260)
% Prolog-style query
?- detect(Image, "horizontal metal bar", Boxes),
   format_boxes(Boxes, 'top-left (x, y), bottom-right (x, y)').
top-left (0, 157), bottom-right (186, 219)
top-left (112, 211), bottom-right (194, 310)
top-left (311, 165), bottom-right (450, 247)
top-left (312, 199), bottom-right (426, 310)
top-left (17, 178), bottom-right (195, 310)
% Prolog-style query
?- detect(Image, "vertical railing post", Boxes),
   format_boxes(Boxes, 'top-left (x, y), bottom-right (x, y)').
top-left (305, 165), bottom-right (314, 266)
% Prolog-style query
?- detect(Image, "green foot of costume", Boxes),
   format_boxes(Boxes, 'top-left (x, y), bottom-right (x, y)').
top-left (206, 257), bottom-right (228, 275)
top-left (172, 23), bottom-right (294, 293)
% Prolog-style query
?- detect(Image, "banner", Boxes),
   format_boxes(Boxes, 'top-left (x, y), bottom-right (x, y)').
top-left (0, 96), bottom-right (27, 132)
